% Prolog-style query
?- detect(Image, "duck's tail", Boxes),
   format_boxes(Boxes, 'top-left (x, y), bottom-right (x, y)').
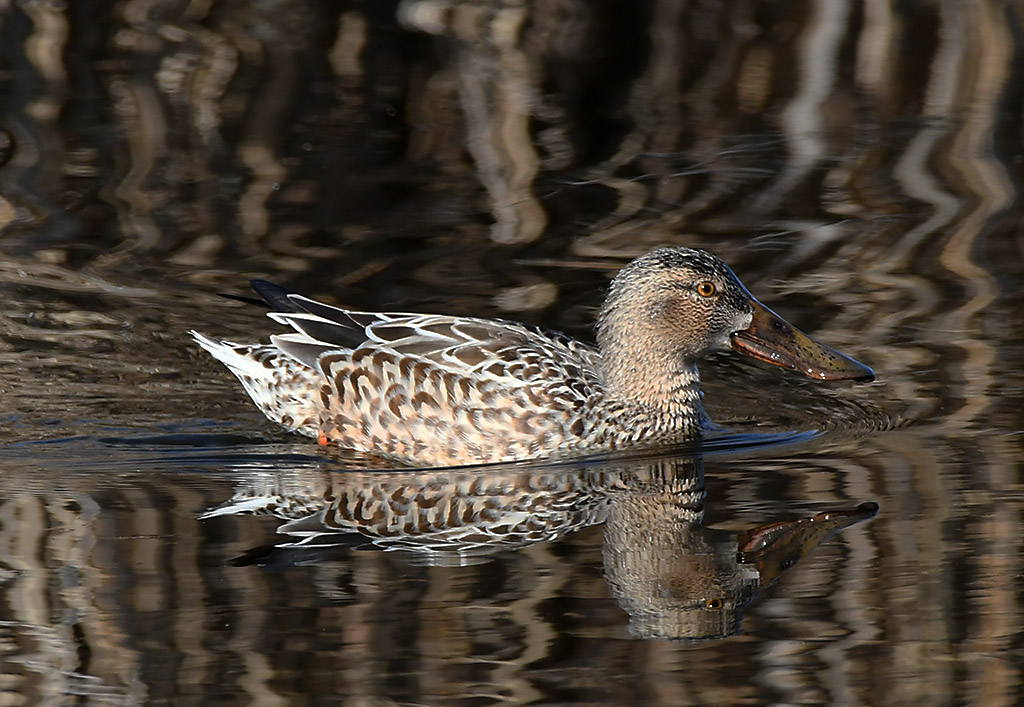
top-left (191, 331), bottom-right (322, 438)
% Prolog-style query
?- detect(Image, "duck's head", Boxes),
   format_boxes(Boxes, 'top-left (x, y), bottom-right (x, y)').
top-left (596, 248), bottom-right (873, 397)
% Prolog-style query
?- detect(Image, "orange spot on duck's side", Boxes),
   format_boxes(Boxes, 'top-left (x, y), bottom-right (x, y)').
top-left (317, 430), bottom-right (330, 446)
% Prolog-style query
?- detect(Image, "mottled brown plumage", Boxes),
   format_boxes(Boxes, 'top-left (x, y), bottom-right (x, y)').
top-left (193, 247), bottom-right (873, 467)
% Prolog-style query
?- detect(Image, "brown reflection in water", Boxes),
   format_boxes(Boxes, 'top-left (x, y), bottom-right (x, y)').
top-left (204, 457), bottom-right (877, 642)
top-left (707, 428), bottom-right (1024, 705)
top-left (0, 454), bottom-right (877, 703)
top-left (0, 2), bottom-right (1012, 271)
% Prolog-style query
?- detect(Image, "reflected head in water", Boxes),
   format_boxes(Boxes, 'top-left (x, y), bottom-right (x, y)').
top-left (202, 456), bottom-right (878, 641)
top-left (604, 493), bottom-right (879, 641)
top-left (192, 247), bottom-right (873, 467)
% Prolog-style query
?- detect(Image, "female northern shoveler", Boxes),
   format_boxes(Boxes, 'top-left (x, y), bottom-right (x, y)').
top-left (192, 247), bottom-right (873, 467)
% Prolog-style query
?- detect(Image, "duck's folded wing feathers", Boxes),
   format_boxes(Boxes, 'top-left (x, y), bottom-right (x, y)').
top-left (269, 333), bottom-right (340, 370)
top-left (268, 304), bottom-right (602, 389)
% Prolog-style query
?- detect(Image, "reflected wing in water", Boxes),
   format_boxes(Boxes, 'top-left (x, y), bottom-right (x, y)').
top-left (201, 462), bottom-right (639, 566)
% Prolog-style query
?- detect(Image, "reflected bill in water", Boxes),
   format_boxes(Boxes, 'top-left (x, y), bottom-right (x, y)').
top-left (203, 455), bottom-right (878, 641)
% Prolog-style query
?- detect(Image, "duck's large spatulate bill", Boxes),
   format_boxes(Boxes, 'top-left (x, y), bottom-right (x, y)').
top-left (730, 299), bottom-right (874, 382)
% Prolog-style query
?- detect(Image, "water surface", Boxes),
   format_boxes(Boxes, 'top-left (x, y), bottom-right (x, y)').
top-left (0, 2), bottom-right (1023, 705)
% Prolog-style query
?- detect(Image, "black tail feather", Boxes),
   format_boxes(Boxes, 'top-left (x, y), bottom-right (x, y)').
top-left (250, 279), bottom-right (303, 312)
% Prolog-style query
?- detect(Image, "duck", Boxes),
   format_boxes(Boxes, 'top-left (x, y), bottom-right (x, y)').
top-left (192, 247), bottom-right (873, 467)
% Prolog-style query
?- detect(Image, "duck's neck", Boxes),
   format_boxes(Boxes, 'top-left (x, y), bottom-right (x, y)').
top-left (595, 289), bottom-right (708, 421)
top-left (599, 349), bottom-right (705, 418)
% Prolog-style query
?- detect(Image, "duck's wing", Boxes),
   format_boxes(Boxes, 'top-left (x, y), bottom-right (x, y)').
top-left (257, 282), bottom-right (603, 391)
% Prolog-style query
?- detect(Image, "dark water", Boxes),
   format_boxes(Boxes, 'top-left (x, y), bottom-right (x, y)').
top-left (1, 1), bottom-right (1023, 704)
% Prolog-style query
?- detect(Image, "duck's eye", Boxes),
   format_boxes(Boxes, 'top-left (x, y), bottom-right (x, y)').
top-left (696, 281), bottom-right (717, 297)
top-left (704, 598), bottom-right (724, 610)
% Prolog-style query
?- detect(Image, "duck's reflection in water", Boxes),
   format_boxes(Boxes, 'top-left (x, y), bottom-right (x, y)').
top-left (202, 456), bottom-right (877, 641)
